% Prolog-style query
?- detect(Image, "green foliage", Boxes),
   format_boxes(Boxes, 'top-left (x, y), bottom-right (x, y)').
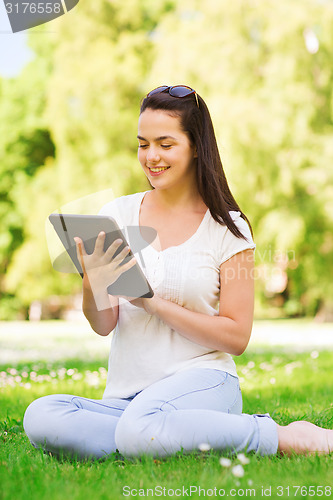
top-left (1, 1), bottom-right (173, 310)
top-left (1, 0), bottom-right (333, 318)
top-left (0, 27), bottom-right (56, 315)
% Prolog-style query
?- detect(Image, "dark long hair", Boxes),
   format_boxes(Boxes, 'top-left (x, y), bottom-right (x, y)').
top-left (140, 88), bottom-right (253, 240)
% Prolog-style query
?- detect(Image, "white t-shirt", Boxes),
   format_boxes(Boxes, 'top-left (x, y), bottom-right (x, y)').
top-left (99, 191), bottom-right (256, 399)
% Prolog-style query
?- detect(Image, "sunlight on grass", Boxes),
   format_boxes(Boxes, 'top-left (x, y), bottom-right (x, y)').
top-left (1, 320), bottom-right (333, 500)
top-left (0, 364), bottom-right (107, 391)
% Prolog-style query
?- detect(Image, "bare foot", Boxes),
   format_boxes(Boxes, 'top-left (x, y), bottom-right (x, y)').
top-left (277, 421), bottom-right (333, 456)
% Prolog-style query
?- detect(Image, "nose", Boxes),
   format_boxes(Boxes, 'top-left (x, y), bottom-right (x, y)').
top-left (146, 146), bottom-right (161, 163)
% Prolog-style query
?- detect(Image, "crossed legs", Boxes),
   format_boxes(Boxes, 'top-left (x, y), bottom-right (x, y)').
top-left (24, 368), bottom-right (331, 461)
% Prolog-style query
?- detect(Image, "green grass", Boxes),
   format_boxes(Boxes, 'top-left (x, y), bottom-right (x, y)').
top-left (1, 345), bottom-right (333, 499)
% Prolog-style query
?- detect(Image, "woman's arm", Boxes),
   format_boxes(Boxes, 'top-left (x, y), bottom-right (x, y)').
top-left (141, 248), bottom-right (255, 355)
top-left (82, 274), bottom-right (119, 336)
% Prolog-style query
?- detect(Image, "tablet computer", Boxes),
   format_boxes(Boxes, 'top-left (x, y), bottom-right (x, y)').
top-left (48, 213), bottom-right (154, 298)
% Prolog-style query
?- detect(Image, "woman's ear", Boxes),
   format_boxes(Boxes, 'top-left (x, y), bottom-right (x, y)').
top-left (193, 146), bottom-right (198, 158)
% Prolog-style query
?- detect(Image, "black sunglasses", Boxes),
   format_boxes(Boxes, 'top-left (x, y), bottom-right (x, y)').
top-left (146, 85), bottom-right (199, 108)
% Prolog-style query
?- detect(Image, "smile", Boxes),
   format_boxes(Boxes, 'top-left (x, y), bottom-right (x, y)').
top-left (148, 166), bottom-right (170, 173)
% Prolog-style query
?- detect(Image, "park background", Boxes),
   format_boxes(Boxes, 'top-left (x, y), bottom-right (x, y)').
top-left (0, 0), bottom-right (333, 323)
top-left (1, 2), bottom-right (333, 498)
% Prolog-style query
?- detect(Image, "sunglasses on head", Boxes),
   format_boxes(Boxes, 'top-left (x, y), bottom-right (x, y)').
top-left (146, 85), bottom-right (199, 108)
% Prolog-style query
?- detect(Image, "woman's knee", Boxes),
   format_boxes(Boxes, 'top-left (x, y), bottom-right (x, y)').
top-left (24, 396), bottom-right (50, 446)
top-left (23, 394), bottom-right (68, 448)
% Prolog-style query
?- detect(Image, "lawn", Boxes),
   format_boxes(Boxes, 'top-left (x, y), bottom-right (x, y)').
top-left (0, 320), bottom-right (332, 500)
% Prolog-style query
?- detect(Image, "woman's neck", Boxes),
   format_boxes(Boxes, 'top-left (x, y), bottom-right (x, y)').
top-left (147, 187), bottom-right (206, 213)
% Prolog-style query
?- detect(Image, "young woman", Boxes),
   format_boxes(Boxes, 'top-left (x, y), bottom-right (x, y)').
top-left (23, 86), bottom-right (332, 460)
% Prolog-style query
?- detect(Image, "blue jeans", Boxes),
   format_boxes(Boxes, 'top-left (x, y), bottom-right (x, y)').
top-left (23, 368), bottom-right (278, 460)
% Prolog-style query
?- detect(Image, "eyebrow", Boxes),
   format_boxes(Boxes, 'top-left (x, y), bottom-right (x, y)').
top-left (137, 135), bottom-right (177, 141)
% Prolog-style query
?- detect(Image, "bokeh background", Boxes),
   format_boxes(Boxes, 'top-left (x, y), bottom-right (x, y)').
top-left (1, 0), bottom-right (333, 322)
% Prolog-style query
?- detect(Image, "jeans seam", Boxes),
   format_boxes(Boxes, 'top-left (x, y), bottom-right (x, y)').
top-left (227, 392), bottom-right (241, 414)
top-left (227, 378), bottom-right (242, 414)
top-left (159, 377), bottom-right (227, 412)
top-left (70, 396), bottom-right (125, 412)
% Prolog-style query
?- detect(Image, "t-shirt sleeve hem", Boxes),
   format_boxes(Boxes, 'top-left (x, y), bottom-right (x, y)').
top-left (219, 243), bottom-right (256, 266)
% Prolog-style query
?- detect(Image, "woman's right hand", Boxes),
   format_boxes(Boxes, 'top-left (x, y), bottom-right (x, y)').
top-left (74, 232), bottom-right (137, 294)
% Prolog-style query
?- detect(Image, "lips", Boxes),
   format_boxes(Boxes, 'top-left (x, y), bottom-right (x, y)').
top-left (148, 166), bottom-right (170, 175)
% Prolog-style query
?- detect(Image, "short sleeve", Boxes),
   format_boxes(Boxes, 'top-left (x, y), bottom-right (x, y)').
top-left (219, 211), bottom-right (256, 265)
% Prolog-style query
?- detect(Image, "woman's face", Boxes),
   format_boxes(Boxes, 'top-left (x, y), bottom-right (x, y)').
top-left (137, 109), bottom-right (197, 191)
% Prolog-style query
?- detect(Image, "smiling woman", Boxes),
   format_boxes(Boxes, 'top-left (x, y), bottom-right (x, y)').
top-left (23, 85), bottom-right (333, 460)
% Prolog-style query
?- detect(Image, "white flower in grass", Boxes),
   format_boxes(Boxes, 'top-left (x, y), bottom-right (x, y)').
top-left (219, 457), bottom-right (232, 467)
top-left (57, 368), bottom-right (66, 378)
top-left (248, 480), bottom-right (253, 486)
top-left (311, 350), bottom-right (319, 359)
top-left (85, 371), bottom-right (100, 387)
top-left (237, 453), bottom-right (250, 465)
top-left (198, 442), bottom-right (211, 452)
top-left (232, 464), bottom-right (244, 477)
top-left (259, 362), bottom-right (273, 371)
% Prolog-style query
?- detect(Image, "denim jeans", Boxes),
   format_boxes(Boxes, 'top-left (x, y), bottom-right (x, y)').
top-left (23, 368), bottom-right (278, 460)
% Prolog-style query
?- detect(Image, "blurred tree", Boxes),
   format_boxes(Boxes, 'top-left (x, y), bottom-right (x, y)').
top-left (0, 30), bottom-right (56, 318)
top-left (3, 0), bottom-right (176, 316)
top-left (145, 0), bottom-right (333, 317)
